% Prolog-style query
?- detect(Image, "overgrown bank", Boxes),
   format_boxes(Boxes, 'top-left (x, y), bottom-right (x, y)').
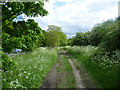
top-left (2, 47), bottom-right (58, 88)
top-left (65, 46), bottom-right (120, 88)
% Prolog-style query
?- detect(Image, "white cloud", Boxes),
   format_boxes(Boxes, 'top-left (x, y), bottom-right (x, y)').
top-left (33, 0), bottom-right (119, 38)
top-left (67, 34), bottom-right (75, 39)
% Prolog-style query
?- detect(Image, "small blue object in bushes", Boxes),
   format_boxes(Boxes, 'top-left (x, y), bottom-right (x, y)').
top-left (13, 49), bottom-right (22, 53)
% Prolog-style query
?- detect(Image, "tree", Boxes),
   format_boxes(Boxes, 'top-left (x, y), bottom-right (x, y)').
top-left (89, 19), bottom-right (115, 46)
top-left (68, 17), bottom-right (120, 52)
top-left (2, 19), bottom-right (45, 52)
top-left (70, 32), bottom-right (90, 46)
top-left (2, 2), bottom-right (48, 22)
top-left (59, 31), bottom-right (67, 46)
top-left (2, 2), bottom-right (48, 52)
top-left (101, 18), bottom-right (120, 52)
top-left (46, 25), bottom-right (67, 47)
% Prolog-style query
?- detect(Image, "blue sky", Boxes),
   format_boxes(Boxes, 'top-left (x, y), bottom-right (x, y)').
top-left (26, 0), bottom-right (119, 38)
top-left (54, 1), bottom-right (66, 7)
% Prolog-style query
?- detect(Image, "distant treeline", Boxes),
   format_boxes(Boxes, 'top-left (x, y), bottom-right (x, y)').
top-left (68, 17), bottom-right (120, 52)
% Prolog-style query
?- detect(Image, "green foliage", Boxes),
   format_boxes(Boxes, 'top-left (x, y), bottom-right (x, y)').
top-left (67, 38), bottom-right (74, 46)
top-left (46, 25), bottom-right (67, 47)
top-left (2, 19), bottom-right (45, 52)
top-left (2, 2), bottom-right (48, 22)
top-left (69, 17), bottom-right (120, 52)
top-left (70, 32), bottom-right (90, 46)
top-left (2, 47), bottom-right (58, 88)
top-left (66, 46), bottom-right (120, 88)
top-left (2, 2), bottom-right (48, 52)
top-left (89, 19), bottom-right (117, 47)
top-left (67, 17), bottom-right (120, 88)
top-left (1, 52), bottom-right (15, 71)
top-left (59, 32), bottom-right (67, 46)
top-left (100, 19), bottom-right (120, 52)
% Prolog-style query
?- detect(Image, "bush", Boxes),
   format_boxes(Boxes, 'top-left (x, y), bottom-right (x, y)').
top-left (1, 52), bottom-right (15, 71)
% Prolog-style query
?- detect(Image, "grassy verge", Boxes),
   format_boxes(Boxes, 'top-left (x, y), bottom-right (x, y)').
top-left (66, 46), bottom-right (120, 88)
top-left (56, 55), bottom-right (76, 88)
top-left (2, 47), bottom-right (58, 88)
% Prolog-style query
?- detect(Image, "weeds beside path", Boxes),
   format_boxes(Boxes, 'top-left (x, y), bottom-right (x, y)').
top-left (2, 48), bottom-right (58, 88)
top-left (66, 46), bottom-right (120, 88)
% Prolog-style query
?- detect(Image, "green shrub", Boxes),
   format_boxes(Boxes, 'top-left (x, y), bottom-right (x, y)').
top-left (1, 52), bottom-right (15, 71)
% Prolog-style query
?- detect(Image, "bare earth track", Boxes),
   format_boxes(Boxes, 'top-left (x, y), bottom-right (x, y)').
top-left (40, 51), bottom-right (96, 88)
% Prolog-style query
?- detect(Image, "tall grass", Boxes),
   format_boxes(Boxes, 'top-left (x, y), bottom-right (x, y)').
top-left (2, 47), bottom-right (58, 88)
top-left (66, 46), bottom-right (120, 88)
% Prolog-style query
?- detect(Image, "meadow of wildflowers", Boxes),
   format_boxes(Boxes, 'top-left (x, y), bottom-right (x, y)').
top-left (2, 47), bottom-right (58, 88)
top-left (66, 46), bottom-right (120, 88)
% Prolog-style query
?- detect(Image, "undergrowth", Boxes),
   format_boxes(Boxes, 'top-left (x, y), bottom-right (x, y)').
top-left (66, 45), bottom-right (120, 88)
top-left (2, 47), bottom-right (58, 88)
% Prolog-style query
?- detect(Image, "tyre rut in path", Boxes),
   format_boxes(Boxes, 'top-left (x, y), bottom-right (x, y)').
top-left (40, 63), bottom-right (60, 88)
top-left (68, 58), bottom-right (84, 88)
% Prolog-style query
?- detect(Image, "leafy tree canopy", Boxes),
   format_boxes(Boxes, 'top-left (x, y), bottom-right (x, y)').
top-left (46, 25), bottom-right (67, 47)
top-left (2, 2), bottom-right (48, 22)
top-left (2, 2), bottom-right (48, 52)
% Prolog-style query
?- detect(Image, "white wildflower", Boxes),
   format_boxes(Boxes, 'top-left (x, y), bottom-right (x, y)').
top-left (26, 76), bottom-right (29, 79)
top-left (28, 73), bottom-right (31, 75)
top-left (24, 71), bottom-right (26, 73)
top-left (18, 74), bottom-right (21, 77)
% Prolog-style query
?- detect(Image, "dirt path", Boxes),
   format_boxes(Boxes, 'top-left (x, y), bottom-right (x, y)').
top-left (40, 54), bottom-right (76, 88)
top-left (40, 51), bottom-right (96, 88)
